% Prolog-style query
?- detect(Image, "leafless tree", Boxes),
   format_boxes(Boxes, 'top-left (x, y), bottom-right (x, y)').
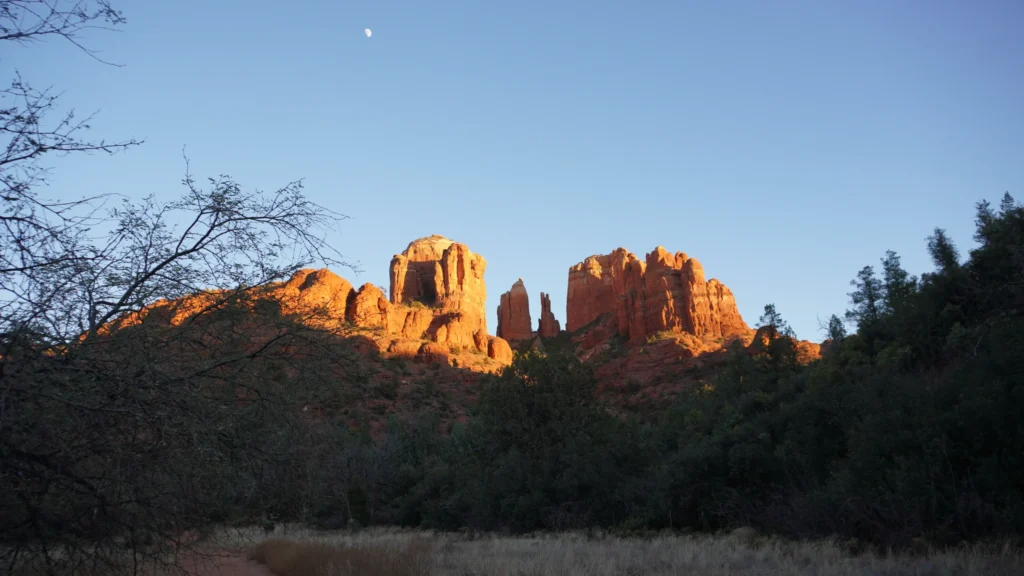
top-left (2, 1), bottom-right (140, 283)
top-left (0, 3), bottom-right (362, 574)
top-left (1, 1), bottom-right (124, 48)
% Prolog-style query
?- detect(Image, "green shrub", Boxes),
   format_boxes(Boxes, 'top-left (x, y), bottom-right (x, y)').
top-left (377, 378), bottom-right (400, 400)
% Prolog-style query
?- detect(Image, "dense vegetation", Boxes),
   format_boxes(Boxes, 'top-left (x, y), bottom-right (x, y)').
top-left (5, 193), bottom-right (1021, 571)
top-left (286, 194), bottom-right (1024, 549)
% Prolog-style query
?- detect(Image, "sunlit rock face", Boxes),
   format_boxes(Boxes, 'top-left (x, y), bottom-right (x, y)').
top-left (388, 235), bottom-right (489, 350)
top-left (566, 246), bottom-right (751, 346)
top-left (497, 279), bottom-right (532, 343)
top-left (538, 292), bottom-right (561, 338)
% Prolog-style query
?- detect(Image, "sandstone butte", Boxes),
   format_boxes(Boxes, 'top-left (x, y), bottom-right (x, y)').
top-left (102, 239), bottom-right (820, 388)
top-left (564, 246), bottom-right (821, 392)
top-left (355, 233), bottom-right (512, 366)
top-left (538, 292), bottom-right (561, 339)
top-left (566, 246), bottom-right (752, 348)
top-left (496, 280), bottom-right (564, 345)
top-left (496, 279), bottom-right (533, 343)
top-left (104, 235), bottom-right (515, 371)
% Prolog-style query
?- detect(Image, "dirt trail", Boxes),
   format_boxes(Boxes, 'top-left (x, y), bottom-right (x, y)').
top-left (176, 550), bottom-right (273, 576)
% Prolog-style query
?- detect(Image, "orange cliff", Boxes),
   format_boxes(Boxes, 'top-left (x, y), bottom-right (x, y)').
top-left (496, 280), bottom-right (564, 345)
top-left (372, 234), bottom-right (512, 365)
top-left (563, 246), bottom-right (822, 395)
top-left (566, 246), bottom-right (752, 348)
top-left (386, 235), bottom-right (500, 351)
top-left (101, 238), bottom-right (821, 386)
top-left (496, 279), bottom-right (533, 343)
top-left (102, 235), bottom-right (514, 370)
top-left (538, 292), bottom-right (561, 338)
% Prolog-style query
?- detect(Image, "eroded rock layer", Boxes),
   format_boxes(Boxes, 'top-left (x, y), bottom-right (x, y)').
top-left (566, 247), bottom-right (751, 345)
top-left (388, 235), bottom-right (490, 350)
top-left (538, 292), bottom-right (561, 338)
top-left (497, 279), bottom-right (532, 343)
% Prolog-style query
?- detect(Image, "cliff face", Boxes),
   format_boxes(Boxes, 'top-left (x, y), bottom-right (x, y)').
top-left (496, 279), bottom-right (532, 343)
top-left (109, 235), bottom-right (512, 370)
top-left (98, 235), bottom-right (823, 423)
top-left (389, 235), bottom-right (487, 318)
top-left (387, 235), bottom-right (493, 353)
top-left (389, 234), bottom-right (455, 306)
top-left (566, 246), bottom-right (751, 346)
top-left (538, 292), bottom-right (561, 338)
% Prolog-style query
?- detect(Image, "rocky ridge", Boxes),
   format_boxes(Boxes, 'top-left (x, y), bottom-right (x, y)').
top-left (110, 235), bottom-right (514, 372)
top-left (566, 246), bottom-right (752, 347)
top-left (103, 236), bottom-right (822, 417)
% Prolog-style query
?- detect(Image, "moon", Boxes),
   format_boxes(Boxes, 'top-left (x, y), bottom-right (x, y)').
top-left (364, 28), bottom-right (372, 38)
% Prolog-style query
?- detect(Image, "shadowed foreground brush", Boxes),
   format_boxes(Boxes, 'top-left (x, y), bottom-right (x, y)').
top-left (248, 537), bottom-right (432, 576)
top-left (237, 528), bottom-right (1024, 576)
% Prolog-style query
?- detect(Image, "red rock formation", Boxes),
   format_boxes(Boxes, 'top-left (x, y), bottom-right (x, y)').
top-left (795, 339), bottom-right (822, 363)
top-left (386, 306), bottom-right (434, 339)
top-left (417, 342), bottom-right (452, 366)
top-left (436, 242), bottom-right (487, 319)
top-left (707, 278), bottom-right (750, 339)
top-left (280, 268), bottom-right (355, 320)
top-left (566, 252), bottom-right (618, 333)
top-left (347, 283), bottom-right (389, 328)
top-left (279, 262), bottom-right (510, 369)
top-left (747, 326), bottom-right (822, 363)
top-left (566, 246), bottom-right (751, 347)
top-left (389, 234), bottom-right (454, 305)
top-left (388, 235), bottom-right (488, 349)
top-left (497, 279), bottom-right (532, 343)
top-left (487, 336), bottom-right (513, 364)
top-left (386, 339), bottom-right (422, 358)
top-left (247, 235), bottom-right (504, 365)
top-left (104, 268), bottom-right (359, 333)
top-left (473, 329), bottom-right (489, 353)
top-left (538, 292), bottom-right (561, 338)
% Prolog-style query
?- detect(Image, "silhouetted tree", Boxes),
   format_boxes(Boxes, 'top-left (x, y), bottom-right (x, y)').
top-left (880, 250), bottom-right (916, 315)
top-left (825, 314), bottom-right (846, 349)
top-left (926, 228), bottom-right (960, 273)
top-left (0, 4), bottom-right (352, 573)
top-left (758, 303), bottom-right (794, 340)
top-left (1, 1), bottom-right (140, 285)
top-left (755, 304), bottom-right (797, 374)
top-left (845, 265), bottom-right (883, 331)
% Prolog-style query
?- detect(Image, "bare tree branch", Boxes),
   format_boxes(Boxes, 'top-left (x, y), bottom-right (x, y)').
top-left (0, 5), bottom-right (363, 573)
top-left (0, 1), bottom-right (126, 65)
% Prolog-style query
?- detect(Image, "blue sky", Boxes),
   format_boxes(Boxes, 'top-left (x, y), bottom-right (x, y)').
top-left (10, 0), bottom-right (1024, 340)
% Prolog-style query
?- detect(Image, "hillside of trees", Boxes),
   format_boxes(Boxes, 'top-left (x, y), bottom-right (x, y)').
top-left (7, 188), bottom-right (1022, 571)
top-left (9, 191), bottom-right (1002, 554)
top-left (298, 195), bottom-right (1023, 549)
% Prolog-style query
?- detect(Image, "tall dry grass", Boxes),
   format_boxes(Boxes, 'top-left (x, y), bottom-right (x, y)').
top-left (240, 527), bottom-right (1024, 576)
top-left (248, 537), bottom-right (431, 576)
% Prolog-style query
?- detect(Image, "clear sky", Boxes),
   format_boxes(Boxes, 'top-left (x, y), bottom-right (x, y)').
top-left (10, 0), bottom-right (1024, 340)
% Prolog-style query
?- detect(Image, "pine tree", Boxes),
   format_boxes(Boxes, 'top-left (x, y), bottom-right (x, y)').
top-left (846, 265), bottom-right (883, 329)
top-left (758, 303), bottom-right (795, 341)
top-left (756, 304), bottom-right (798, 372)
top-left (826, 314), bottom-right (846, 343)
top-left (927, 228), bottom-right (960, 273)
top-left (880, 250), bottom-right (917, 314)
top-left (1000, 191), bottom-right (1016, 215)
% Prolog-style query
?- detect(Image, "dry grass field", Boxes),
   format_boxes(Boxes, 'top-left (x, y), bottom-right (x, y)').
top-left (9, 526), bottom-right (1022, 575)
top-left (231, 526), bottom-right (1024, 576)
